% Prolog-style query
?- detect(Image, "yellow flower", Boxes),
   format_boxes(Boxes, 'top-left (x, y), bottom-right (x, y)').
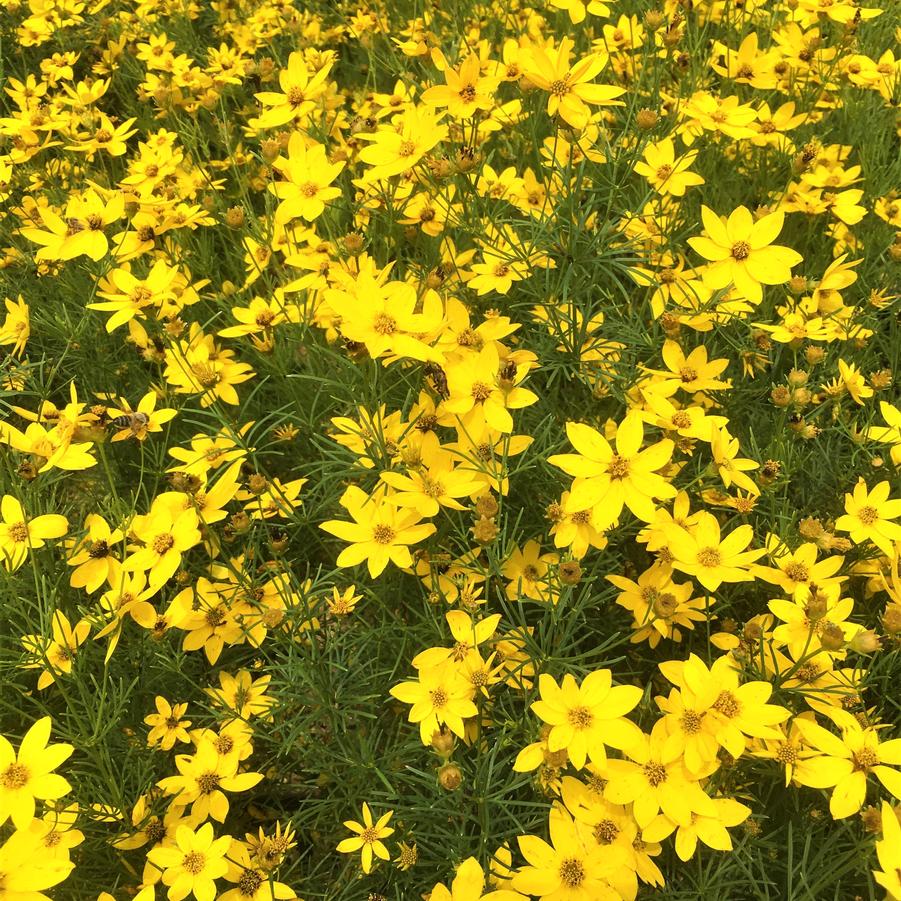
top-left (157, 738), bottom-right (263, 823)
top-left (688, 206), bottom-right (803, 304)
top-left (336, 803), bottom-right (394, 874)
top-left (66, 514), bottom-right (124, 593)
top-left (0, 295), bottom-right (30, 356)
top-left (634, 139), bottom-right (705, 197)
top-left (147, 822), bottom-right (232, 901)
top-left (865, 401), bottom-right (901, 466)
top-left (205, 670), bottom-right (275, 721)
top-left (835, 479), bottom-right (901, 557)
top-left (358, 107), bottom-right (448, 181)
top-left (269, 134), bottom-right (344, 223)
top-left (0, 828), bottom-right (74, 901)
top-left (106, 392), bottom-right (177, 443)
top-left (421, 53), bottom-right (499, 118)
top-left (641, 796), bottom-right (751, 861)
top-left (21, 611), bottom-right (92, 690)
top-left (874, 801), bottom-right (901, 898)
top-left (321, 485), bottom-right (436, 578)
top-left (0, 495), bottom-right (68, 571)
top-left (513, 804), bottom-right (627, 899)
top-left (253, 52), bottom-right (332, 128)
top-left (527, 670), bottom-right (642, 770)
top-left (793, 708), bottom-right (901, 819)
top-left (837, 358), bottom-right (874, 404)
top-left (124, 506), bottom-right (201, 590)
top-left (522, 37), bottom-right (625, 130)
top-left (144, 697), bottom-right (192, 751)
top-left (548, 412), bottom-right (675, 526)
top-left (664, 510), bottom-right (764, 591)
top-left (389, 662), bottom-right (478, 744)
top-left (429, 856), bottom-right (525, 900)
top-left (0, 716), bottom-right (73, 830)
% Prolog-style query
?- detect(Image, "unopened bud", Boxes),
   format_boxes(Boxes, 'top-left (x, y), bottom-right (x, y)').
top-left (438, 763), bottom-right (462, 791)
top-left (559, 561), bottom-right (582, 586)
top-left (636, 108), bottom-right (659, 131)
top-left (476, 494), bottom-right (499, 518)
top-left (819, 623), bottom-right (845, 651)
top-left (849, 629), bottom-right (881, 654)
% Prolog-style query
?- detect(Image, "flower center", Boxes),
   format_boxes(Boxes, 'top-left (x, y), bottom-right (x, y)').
top-left (594, 819), bottom-right (619, 844)
top-left (360, 826), bottom-right (379, 844)
top-left (398, 140), bottom-right (416, 158)
top-left (697, 547), bottom-right (721, 567)
top-left (471, 381), bottom-right (492, 401)
top-left (567, 706), bottom-right (594, 730)
top-left (679, 366), bottom-right (698, 383)
top-left (1, 762), bottom-right (29, 789)
top-left (643, 762), bottom-right (667, 786)
top-left (857, 505), bottom-right (878, 525)
top-left (655, 164), bottom-right (673, 180)
top-left (548, 78), bottom-right (570, 98)
top-left (372, 525), bottom-right (395, 545)
top-left (373, 313), bottom-right (397, 335)
top-left (429, 688), bottom-right (448, 709)
top-left (88, 539), bottom-right (110, 558)
top-left (784, 562), bottom-right (809, 582)
top-left (852, 747), bottom-right (879, 772)
top-left (731, 241), bottom-right (751, 261)
top-left (182, 851), bottom-right (206, 875)
top-left (607, 454), bottom-right (630, 479)
top-left (680, 710), bottom-right (703, 734)
top-left (8, 522), bottom-right (28, 543)
top-left (713, 690), bottom-right (741, 718)
top-left (153, 534), bottom-right (175, 554)
top-left (776, 743), bottom-right (798, 765)
top-left (458, 84), bottom-right (476, 103)
top-left (558, 857), bottom-right (585, 887)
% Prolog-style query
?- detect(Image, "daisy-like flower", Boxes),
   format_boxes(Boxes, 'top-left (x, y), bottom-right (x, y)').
top-left (320, 485), bottom-right (436, 578)
top-left (548, 412), bottom-right (675, 525)
top-left (634, 139), bottom-right (705, 197)
top-left (144, 697), bottom-right (192, 751)
top-left (521, 37), bottom-right (625, 130)
top-left (688, 206), bottom-right (803, 304)
top-left (664, 511), bottom-right (765, 592)
top-left (147, 822), bottom-right (231, 901)
top-left (526, 670), bottom-right (643, 770)
top-left (0, 495), bottom-right (69, 572)
top-left (336, 803), bottom-right (394, 874)
top-left (834, 479), bottom-right (901, 557)
top-left (428, 856), bottom-right (525, 901)
top-left (0, 716), bottom-right (73, 830)
top-left (421, 53), bottom-right (499, 118)
top-left (269, 134), bottom-right (344, 223)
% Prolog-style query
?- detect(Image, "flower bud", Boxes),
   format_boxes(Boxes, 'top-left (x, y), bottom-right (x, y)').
top-left (438, 762), bottom-right (462, 791)
top-left (849, 629), bottom-right (881, 654)
top-left (430, 730), bottom-right (454, 757)
top-left (819, 623), bottom-right (845, 651)
top-left (635, 108), bottom-right (659, 130)
top-left (559, 561), bottom-right (582, 586)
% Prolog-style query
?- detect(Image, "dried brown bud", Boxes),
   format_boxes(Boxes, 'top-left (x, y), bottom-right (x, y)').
top-left (559, 561), bottom-right (582, 586)
top-left (438, 762), bottom-right (462, 791)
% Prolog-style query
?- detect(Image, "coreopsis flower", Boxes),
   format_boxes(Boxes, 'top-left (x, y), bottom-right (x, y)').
top-left (548, 413), bottom-right (675, 526)
top-left (603, 721), bottom-right (717, 829)
top-left (835, 479), bottom-right (901, 557)
top-left (205, 671), bottom-right (274, 721)
top-left (874, 801), bottom-right (901, 897)
top-left (526, 670), bottom-right (642, 770)
top-left (321, 485), bottom-right (436, 577)
top-left (549, 0), bottom-right (611, 24)
top-left (421, 54), bottom-right (499, 118)
top-left (20, 188), bottom-right (125, 262)
top-left (647, 341), bottom-right (732, 395)
top-left (358, 107), bottom-right (448, 181)
top-left (87, 261), bottom-right (180, 332)
top-left (145, 697), bottom-right (192, 750)
top-left (21, 611), bottom-right (91, 690)
top-left (325, 274), bottom-right (443, 363)
top-left (501, 540), bottom-right (559, 602)
top-left (428, 856), bottom-right (525, 901)
top-left (253, 53), bottom-right (333, 127)
top-left (688, 206), bottom-right (803, 304)
top-left (658, 654), bottom-right (789, 760)
top-left (837, 359), bottom-right (874, 404)
top-left (66, 514), bottom-right (124, 592)
top-left (157, 739), bottom-right (263, 823)
top-left (124, 506), bottom-right (201, 589)
top-left (513, 804), bottom-right (627, 899)
top-left (336, 803), bottom-right (394, 874)
top-left (521, 37), bottom-right (625, 130)
top-left (218, 841), bottom-right (295, 901)
top-left (0, 828), bottom-right (74, 900)
top-left (269, 135), bottom-right (344, 223)
top-left (642, 796), bottom-right (752, 861)
top-left (105, 392), bottom-right (177, 442)
top-left (390, 663), bottom-right (478, 744)
top-left (381, 444), bottom-right (483, 516)
top-left (865, 401), bottom-right (901, 466)
top-left (444, 344), bottom-right (538, 433)
top-left (0, 717), bottom-right (73, 830)
top-left (147, 822), bottom-right (231, 901)
top-left (793, 708), bottom-right (901, 818)
top-left (663, 510), bottom-right (765, 591)
top-left (0, 495), bottom-right (68, 571)
top-left (634, 139), bottom-right (705, 197)
top-left (754, 538), bottom-right (845, 600)
top-left (0, 295), bottom-right (30, 356)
